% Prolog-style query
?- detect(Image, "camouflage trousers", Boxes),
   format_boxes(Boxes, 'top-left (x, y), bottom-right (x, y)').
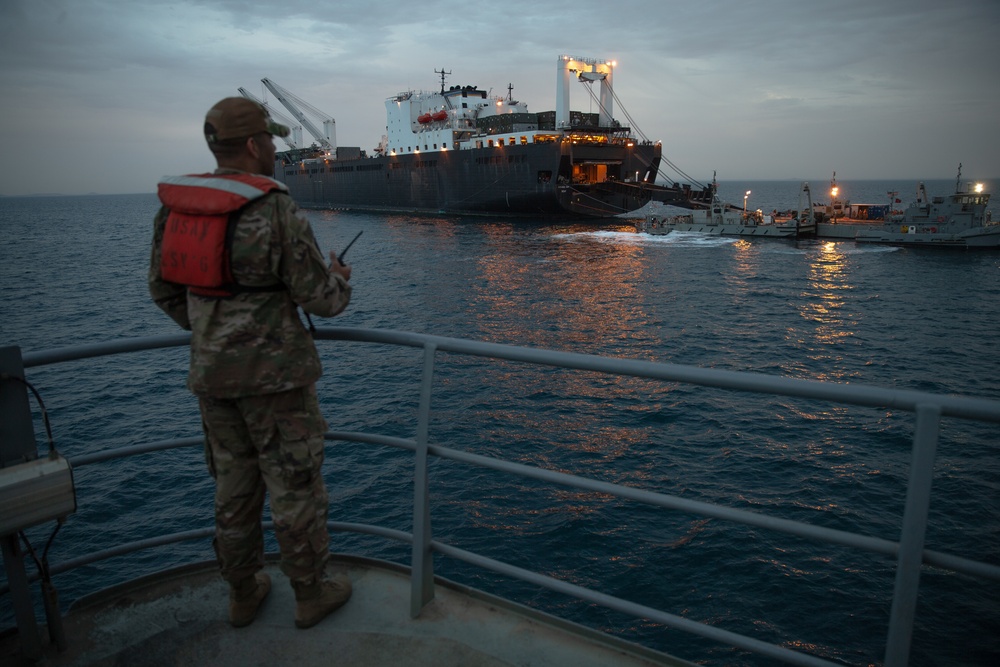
top-left (199, 384), bottom-right (331, 588)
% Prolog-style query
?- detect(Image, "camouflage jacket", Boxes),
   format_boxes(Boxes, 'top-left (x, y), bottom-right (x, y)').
top-left (148, 169), bottom-right (351, 398)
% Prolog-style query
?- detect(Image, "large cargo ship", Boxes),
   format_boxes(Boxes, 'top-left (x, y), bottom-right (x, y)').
top-left (254, 56), bottom-right (710, 218)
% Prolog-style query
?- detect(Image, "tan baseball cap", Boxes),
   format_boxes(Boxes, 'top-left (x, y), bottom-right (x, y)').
top-left (204, 97), bottom-right (290, 143)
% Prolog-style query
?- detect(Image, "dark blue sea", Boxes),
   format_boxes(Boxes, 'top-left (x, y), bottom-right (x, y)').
top-left (2, 180), bottom-right (999, 666)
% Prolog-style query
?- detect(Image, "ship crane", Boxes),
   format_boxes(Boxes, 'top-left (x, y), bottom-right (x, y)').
top-left (236, 87), bottom-right (302, 149)
top-left (560, 55), bottom-right (707, 195)
top-left (574, 75), bottom-right (704, 190)
top-left (260, 78), bottom-right (337, 153)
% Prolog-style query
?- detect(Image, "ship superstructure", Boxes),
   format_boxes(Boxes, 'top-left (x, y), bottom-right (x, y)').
top-left (257, 56), bottom-right (707, 218)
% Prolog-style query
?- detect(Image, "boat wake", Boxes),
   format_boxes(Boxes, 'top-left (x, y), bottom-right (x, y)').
top-left (556, 230), bottom-right (908, 257)
top-left (801, 240), bottom-right (901, 255)
top-left (554, 230), bottom-right (737, 248)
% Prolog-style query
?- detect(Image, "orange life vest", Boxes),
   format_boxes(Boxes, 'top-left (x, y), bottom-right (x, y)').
top-left (157, 173), bottom-right (287, 297)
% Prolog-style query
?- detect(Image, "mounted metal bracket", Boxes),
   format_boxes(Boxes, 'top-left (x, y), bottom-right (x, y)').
top-left (1, 346), bottom-right (76, 536)
top-left (1, 345), bottom-right (76, 659)
top-left (0, 454), bottom-right (76, 537)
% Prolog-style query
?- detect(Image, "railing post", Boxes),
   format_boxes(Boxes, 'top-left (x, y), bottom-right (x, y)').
top-left (884, 403), bottom-right (940, 667)
top-left (1, 536), bottom-right (42, 659)
top-left (410, 342), bottom-right (437, 617)
top-left (1, 346), bottom-right (44, 659)
top-left (1, 345), bottom-right (38, 466)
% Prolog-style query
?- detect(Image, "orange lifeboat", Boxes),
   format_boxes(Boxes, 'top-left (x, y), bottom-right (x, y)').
top-left (417, 113), bottom-right (432, 124)
top-left (431, 110), bottom-right (448, 122)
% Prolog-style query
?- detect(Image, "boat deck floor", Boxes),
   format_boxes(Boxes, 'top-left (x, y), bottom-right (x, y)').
top-left (3, 555), bottom-right (693, 666)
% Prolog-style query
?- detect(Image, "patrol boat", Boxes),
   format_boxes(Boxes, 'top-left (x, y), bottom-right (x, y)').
top-left (251, 56), bottom-right (711, 218)
top-left (635, 178), bottom-right (817, 238)
top-left (814, 168), bottom-right (1000, 247)
top-left (3, 331), bottom-right (999, 666)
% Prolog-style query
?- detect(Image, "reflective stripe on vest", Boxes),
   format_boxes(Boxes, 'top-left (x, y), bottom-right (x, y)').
top-left (159, 174), bottom-right (286, 211)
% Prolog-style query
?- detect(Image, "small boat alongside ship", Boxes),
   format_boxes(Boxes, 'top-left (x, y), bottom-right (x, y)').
top-left (634, 169), bottom-right (997, 249)
top-left (635, 178), bottom-right (817, 239)
top-left (247, 56), bottom-right (711, 218)
top-left (813, 168), bottom-right (999, 248)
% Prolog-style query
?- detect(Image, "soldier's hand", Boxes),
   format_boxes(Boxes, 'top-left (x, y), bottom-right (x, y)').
top-left (329, 251), bottom-right (352, 282)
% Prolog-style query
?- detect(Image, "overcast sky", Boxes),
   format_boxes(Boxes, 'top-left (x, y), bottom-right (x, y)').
top-left (1, 0), bottom-right (997, 196)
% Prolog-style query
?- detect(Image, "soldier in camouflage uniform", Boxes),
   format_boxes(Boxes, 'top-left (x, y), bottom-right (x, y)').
top-left (148, 97), bottom-right (353, 629)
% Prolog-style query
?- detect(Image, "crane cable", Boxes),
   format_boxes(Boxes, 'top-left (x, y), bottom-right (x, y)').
top-left (578, 78), bottom-right (706, 190)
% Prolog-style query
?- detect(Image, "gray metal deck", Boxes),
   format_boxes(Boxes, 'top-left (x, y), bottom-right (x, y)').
top-left (1, 555), bottom-right (689, 667)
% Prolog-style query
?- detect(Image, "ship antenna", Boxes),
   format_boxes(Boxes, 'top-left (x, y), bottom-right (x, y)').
top-left (435, 68), bottom-right (452, 94)
top-left (956, 162), bottom-right (962, 193)
top-left (507, 83), bottom-right (514, 102)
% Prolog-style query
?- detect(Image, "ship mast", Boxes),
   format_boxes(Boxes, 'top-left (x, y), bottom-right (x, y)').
top-left (434, 68), bottom-right (452, 94)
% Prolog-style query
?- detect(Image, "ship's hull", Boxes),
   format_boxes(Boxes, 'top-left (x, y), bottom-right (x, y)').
top-left (814, 176), bottom-right (998, 247)
top-left (277, 142), bottom-right (692, 218)
top-left (816, 221), bottom-right (1000, 247)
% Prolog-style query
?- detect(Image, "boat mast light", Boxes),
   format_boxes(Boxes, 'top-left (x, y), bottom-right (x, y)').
top-left (975, 183), bottom-right (984, 194)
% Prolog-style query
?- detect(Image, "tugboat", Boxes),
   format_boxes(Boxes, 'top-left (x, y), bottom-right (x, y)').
top-left (636, 176), bottom-right (816, 238)
top-left (251, 56), bottom-right (711, 218)
top-left (815, 167), bottom-right (999, 247)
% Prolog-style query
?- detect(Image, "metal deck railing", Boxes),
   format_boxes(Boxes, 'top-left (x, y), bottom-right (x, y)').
top-left (3, 328), bottom-right (1000, 666)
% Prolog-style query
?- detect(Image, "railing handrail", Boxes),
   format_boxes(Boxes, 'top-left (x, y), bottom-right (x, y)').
top-left (10, 328), bottom-right (1000, 667)
top-left (41, 431), bottom-right (1000, 584)
top-left (22, 328), bottom-right (1000, 423)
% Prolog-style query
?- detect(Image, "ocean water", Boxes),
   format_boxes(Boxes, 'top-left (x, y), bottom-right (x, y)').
top-left (1, 181), bottom-right (999, 666)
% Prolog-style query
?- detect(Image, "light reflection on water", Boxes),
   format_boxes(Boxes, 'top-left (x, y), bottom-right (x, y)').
top-left (802, 240), bottom-right (856, 355)
top-left (471, 226), bottom-right (656, 353)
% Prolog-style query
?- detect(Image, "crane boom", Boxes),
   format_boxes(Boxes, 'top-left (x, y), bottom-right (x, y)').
top-left (236, 87), bottom-right (301, 149)
top-left (260, 78), bottom-right (335, 152)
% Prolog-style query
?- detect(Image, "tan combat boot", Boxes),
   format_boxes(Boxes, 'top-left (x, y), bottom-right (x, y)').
top-left (229, 572), bottom-right (271, 627)
top-left (294, 574), bottom-right (352, 629)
